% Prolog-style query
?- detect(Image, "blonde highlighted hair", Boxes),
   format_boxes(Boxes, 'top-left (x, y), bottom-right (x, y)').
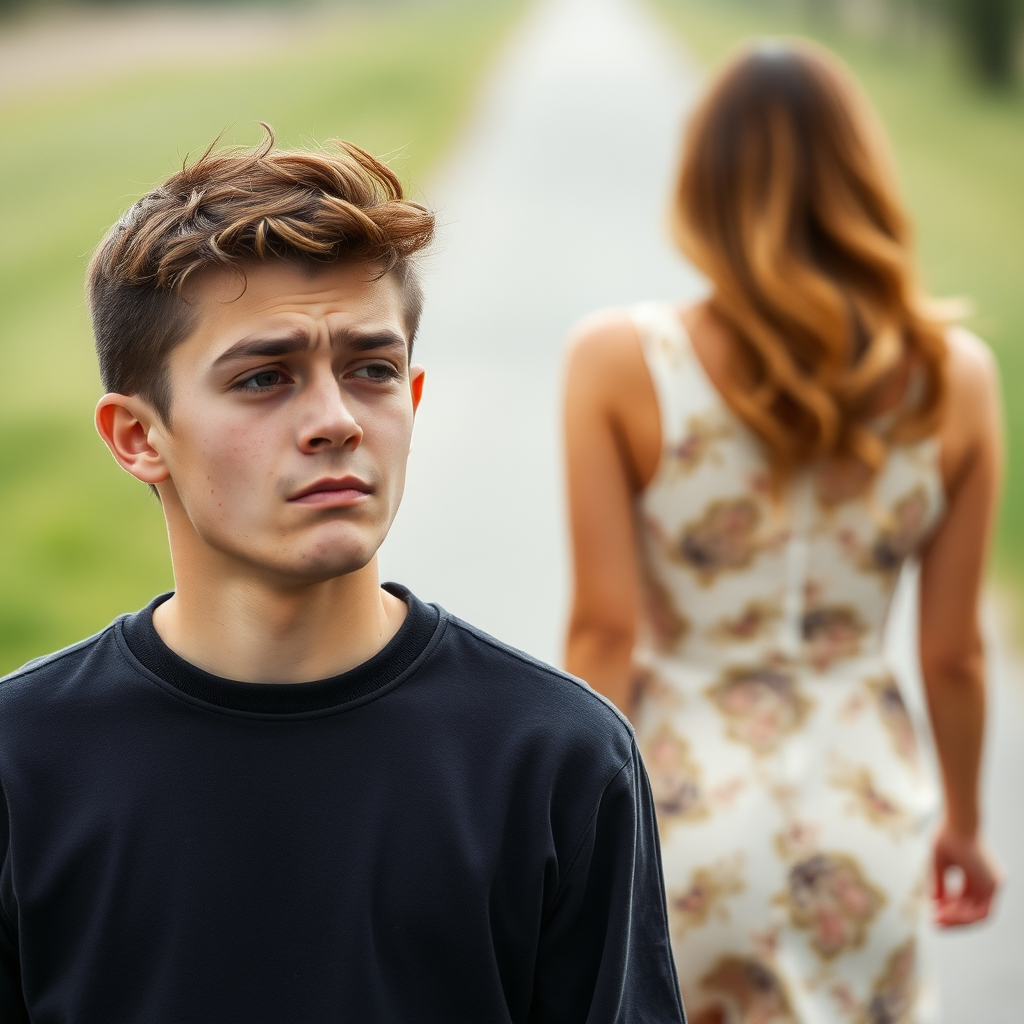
top-left (672, 40), bottom-right (948, 481)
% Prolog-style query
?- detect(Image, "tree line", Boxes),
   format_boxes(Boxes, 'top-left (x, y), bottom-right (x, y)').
top-left (949, 0), bottom-right (1021, 83)
top-left (807, 0), bottom-right (1020, 84)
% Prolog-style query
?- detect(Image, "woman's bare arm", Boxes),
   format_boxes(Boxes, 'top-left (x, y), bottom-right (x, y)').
top-left (918, 327), bottom-right (1003, 926)
top-left (563, 311), bottom-right (660, 716)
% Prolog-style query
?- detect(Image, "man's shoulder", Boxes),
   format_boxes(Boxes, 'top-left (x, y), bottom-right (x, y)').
top-left (426, 613), bottom-right (639, 858)
top-left (0, 621), bottom-right (122, 708)
top-left (430, 610), bottom-right (634, 753)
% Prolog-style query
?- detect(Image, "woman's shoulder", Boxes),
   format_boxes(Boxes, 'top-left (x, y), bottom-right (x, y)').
top-left (935, 325), bottom-right (1002, 492)
top-left (565, 301), bottom-right (701, 375)
top-left (563, 306), bottom-right (665, 490)
top-left (565, 306), bottom-right (639, 360)
top-left (945, 325), bottom-right (999, 391)
top-left (563, 306), bottom-right (651, 397)
top-left (941, 325), bottom-right (1001, 434)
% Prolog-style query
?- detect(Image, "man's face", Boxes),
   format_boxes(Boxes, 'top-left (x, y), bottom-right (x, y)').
top-left (146, 261), bottom-right (422, 584)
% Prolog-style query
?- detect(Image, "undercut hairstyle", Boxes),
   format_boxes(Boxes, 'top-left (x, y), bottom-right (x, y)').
top-left (672, 40), bottom-right (949, 486)
top-left (87, 128), bottom-right (435, 421)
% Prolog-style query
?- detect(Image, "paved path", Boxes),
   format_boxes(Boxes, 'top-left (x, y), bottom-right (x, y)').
top-left (378, 0), bottom-right (1022, 1017)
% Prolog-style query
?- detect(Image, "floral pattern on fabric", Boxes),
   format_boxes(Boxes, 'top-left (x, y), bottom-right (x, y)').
top-left (706, 663), bottom-right (812, 756)
top-left (829, 759), bottom-right (912, 839)
top-left (633, 665), bottom-right (686, 713)
top-left (642, 572), bottom-right (690, 652)
top-left (701, 956), bottom-right (798, 1024)
top-left (777, 853), bottom-right (886, 960)
top-left (667, 414), bottom-right (734, 476)
top-left (629, 304), bottom-right (944, 1024)
top-left (839, 487), bottom-right (933, 582)
top-left (653, 497), bottom-right (785, 586)
top-left (869, 676), bottom-right (921, 768)
top-left (857, 939), bottom-right (918, 1024)
top-left (669, 854), bottom-right (746, 939)
top-left (801, 605), bottom-right (866, 671)
top-left (645, 722), bottom-right (709, 830)
top-left (709, 598), bottom-right (784, 644)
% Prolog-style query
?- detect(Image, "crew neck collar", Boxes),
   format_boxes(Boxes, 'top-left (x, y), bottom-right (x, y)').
top-left (119, 583), bottom-right (440, 715)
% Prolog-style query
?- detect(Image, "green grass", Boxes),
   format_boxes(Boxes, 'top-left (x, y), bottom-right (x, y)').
top-left (0, 0), bottom-right (523, 674)
top-left (652, 0), bottom-right (1024, 579)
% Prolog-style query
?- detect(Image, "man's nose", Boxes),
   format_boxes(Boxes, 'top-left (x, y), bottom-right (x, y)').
top-left (297, 375), bottom-right (363, 454)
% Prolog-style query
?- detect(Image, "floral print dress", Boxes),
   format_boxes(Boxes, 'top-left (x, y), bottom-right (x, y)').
top-left (631, 303), bottom-right (943, 1024)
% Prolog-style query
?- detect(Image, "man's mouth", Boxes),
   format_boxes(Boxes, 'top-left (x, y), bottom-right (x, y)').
top-left (288, 476), bottom-right (373, 507)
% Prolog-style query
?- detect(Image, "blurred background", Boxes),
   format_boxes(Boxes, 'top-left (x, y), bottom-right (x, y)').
top-left (1, 0), bottom-right (1022, 1016)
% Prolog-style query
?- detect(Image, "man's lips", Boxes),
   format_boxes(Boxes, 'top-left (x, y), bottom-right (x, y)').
top-left (288, 477), bottom-right (373, 507)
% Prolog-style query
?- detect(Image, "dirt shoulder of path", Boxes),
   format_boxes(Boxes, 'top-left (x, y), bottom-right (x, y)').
top-left (0, 3), bottom-right (350, 100)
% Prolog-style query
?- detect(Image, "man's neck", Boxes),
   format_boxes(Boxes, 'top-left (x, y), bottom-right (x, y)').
top-left (151, 557), bottom-right (407, 684)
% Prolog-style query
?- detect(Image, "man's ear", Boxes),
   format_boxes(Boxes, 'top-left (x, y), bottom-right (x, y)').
top-left (410, 366), bottom-right (425, 414)
top-left (95, 394), bottom-right (171, 486)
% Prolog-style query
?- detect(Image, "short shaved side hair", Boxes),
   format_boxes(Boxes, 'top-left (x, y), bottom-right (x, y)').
top-left (87, 128), bottom-right (435, 421)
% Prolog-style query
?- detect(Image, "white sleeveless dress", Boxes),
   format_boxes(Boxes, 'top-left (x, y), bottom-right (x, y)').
top-left (630, 303), bottom-right (942, 1024)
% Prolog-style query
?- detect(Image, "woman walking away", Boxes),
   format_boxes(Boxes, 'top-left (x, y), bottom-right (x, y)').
top-left (563, 40), bottom-right (1001, 1024)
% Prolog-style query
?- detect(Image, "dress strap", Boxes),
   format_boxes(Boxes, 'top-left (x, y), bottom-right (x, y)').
top-left (630, 302), bottom-right (706, 456)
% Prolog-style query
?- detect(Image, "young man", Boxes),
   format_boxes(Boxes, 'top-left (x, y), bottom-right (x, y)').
top-left (0, 136), bottom-right (684, 1023)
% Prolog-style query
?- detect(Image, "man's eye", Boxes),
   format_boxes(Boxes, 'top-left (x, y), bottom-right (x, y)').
top-left (238, 370), bottom-right (286, 390)
top-left (352, 363), bottom-right (399, 382)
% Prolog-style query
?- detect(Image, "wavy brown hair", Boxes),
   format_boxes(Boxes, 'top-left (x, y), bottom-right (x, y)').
top-left (88, 126), bottom-right (434, 423)
top-left (672, 40), bottom-right (948, 482)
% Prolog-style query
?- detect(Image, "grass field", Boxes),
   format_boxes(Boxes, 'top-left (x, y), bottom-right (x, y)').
top-left (0, 0), bottom-right (522, 674)
top-left (652, 0), bottom-right (1024, 579)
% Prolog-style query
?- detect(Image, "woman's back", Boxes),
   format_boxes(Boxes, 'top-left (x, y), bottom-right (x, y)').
top-left (633, 300), bottom-right (944, 677)
top-left (626, 300), bottom-right (942, 1022)
top-left (565, 295), bottom-right (1000, 1024)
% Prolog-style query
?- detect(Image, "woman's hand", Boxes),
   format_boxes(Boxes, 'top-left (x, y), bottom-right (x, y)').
top-left (931, 820), bottom-right (1001, 927)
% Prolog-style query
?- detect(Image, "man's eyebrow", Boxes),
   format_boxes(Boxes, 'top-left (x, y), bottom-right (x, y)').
top-left (333, 328), bottom-right (408, 353)
top-left (213, 331), bottom-right (312, 366)
top-left (212, 328), bottom-right (407, 366)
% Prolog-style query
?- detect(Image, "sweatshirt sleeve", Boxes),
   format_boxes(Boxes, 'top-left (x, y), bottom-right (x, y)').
top-left (0, 785), bottom-right (29, 1024)
top-left (530, 741), bottom-right (686, 1024)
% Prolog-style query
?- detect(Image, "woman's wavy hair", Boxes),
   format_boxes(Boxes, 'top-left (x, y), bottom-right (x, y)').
top-left (671, 40), bottom-right (949, 483)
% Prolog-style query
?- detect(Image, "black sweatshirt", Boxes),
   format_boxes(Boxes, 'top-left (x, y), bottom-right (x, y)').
top-left (0, 586), bottom-right (684, 1024)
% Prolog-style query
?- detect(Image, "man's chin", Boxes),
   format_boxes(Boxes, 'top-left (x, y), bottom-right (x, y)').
top-left (267, 540), bottom-right (380, 587)
top-left (202, 523), bottom-right (386, 587)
